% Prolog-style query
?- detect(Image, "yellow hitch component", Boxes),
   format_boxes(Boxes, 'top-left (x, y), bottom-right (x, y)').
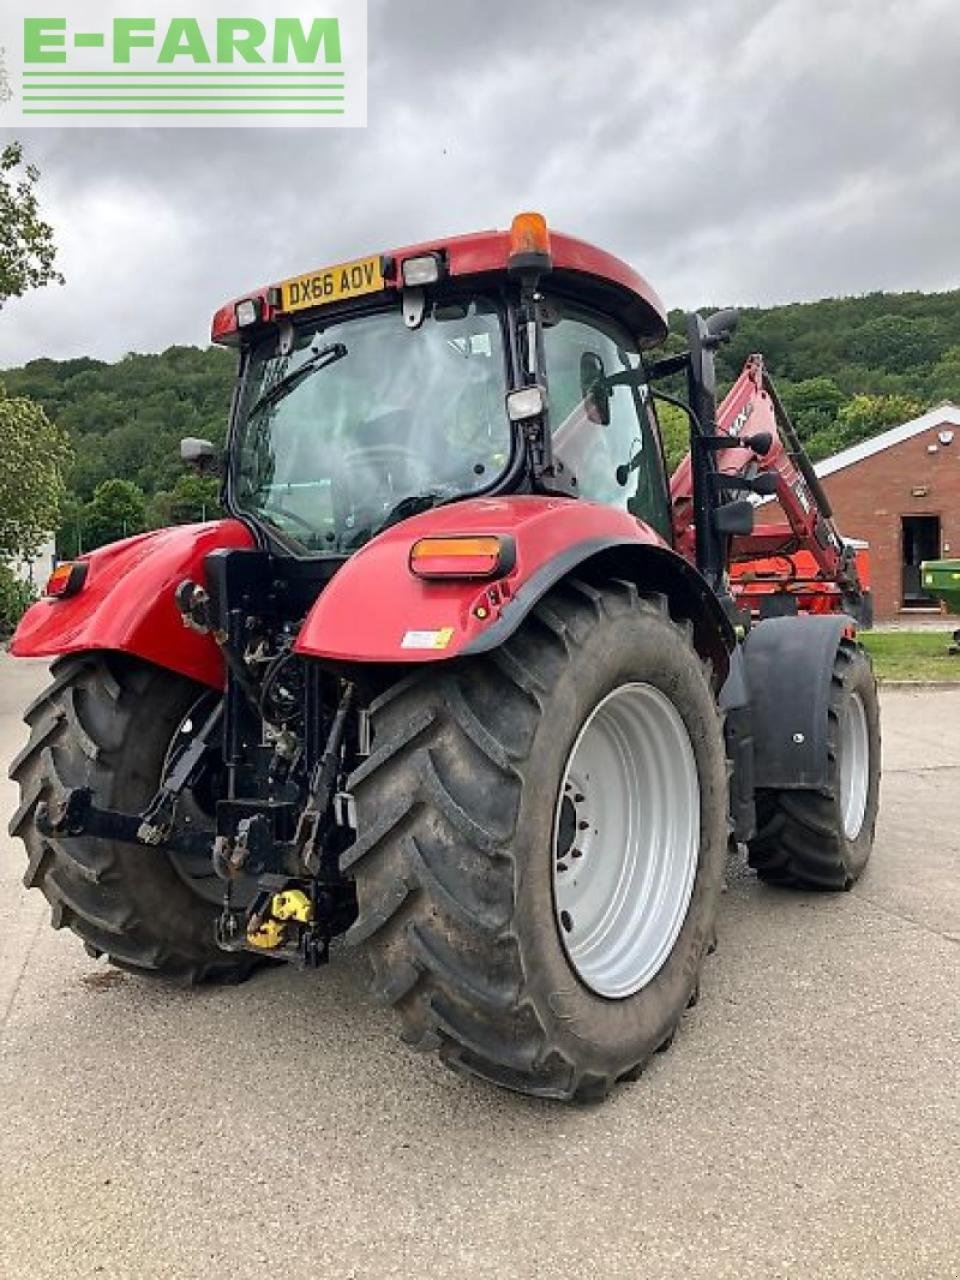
top-left (246, 917), bottom-right (287, 950)
top-left (271, 889), bottom-right (314, 924)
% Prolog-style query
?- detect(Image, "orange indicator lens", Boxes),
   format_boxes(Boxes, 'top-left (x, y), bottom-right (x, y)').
top-left (44, 561), bottom-right (87, 599)
top-left (410, 536), bottom-right (510, 580)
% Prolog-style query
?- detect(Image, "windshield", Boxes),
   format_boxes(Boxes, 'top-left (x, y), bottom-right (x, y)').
top-left (233, 297), bottom-right (511, 551)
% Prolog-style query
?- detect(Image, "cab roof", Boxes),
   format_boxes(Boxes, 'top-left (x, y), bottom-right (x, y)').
top-left (211, 217), bottom-right (669, 350)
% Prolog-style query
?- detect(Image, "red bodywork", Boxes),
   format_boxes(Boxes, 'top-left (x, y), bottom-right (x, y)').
top-left (729, 547), bottom-right (871, 617)
top-left (294, 496), bottom-right (668, 664)
top-left (12, 521), bottom-right (254, 687)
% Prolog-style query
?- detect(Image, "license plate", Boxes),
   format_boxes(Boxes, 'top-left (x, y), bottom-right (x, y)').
top-left (279, 254), bottom-right (385, 314)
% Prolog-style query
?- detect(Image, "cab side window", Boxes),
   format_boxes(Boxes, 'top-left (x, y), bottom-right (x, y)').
top-left (541, 304), bottom-right (672, 541)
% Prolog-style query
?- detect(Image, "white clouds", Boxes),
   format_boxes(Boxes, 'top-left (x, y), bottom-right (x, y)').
top-left (1, 0), bottom-right (957, 366)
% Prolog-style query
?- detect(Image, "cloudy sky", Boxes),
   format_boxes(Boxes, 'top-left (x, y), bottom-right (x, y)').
top-left (1, 0), bottom-right (958, 367)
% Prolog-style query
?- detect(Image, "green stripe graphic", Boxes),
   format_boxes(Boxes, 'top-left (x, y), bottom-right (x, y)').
top-left (24, 95), bottom-right (345, 101)
top-left (22, 70), bottom-right (345, 77)
top-left (23, 108), bottom-right (346, 115)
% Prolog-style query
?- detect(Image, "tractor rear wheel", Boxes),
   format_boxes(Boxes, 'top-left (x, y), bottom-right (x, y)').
top-left (342, 580), bottom-right (728, 1101)
top-left (748, 640), bottom-right (880, 890)
top-left (8, 653), bottom-right (258, 983)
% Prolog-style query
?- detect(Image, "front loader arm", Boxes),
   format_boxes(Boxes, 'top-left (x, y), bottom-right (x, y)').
top-left (669, 355), bottom-right (862, 597)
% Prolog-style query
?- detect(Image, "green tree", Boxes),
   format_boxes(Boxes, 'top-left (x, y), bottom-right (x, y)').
top-left (656, 400), bottom-right (691, 475)
top-left (805, 392), bottom-right (924, 460)
top-left (82, 479), bottom-right (147, 550)
top-left (147, 473), bottom-right (220, 528)
top-left (0, 382), bottom-right (71, 561)
top-left (0, 141), bottom-right (64, 307)
top-left (779, 377), bottom-right (846, 440)
top-left (0, 564), bottom-right (35, 636)
top-left (836, 392), bottom-right (923, 441)
top-left (844, 315), bottom-right (943, 373)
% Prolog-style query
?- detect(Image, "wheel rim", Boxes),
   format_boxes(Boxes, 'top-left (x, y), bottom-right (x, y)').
top-left (839, 691), bottom-right (870, 840)
top-left (552, 682), bottom-right (700, 1000)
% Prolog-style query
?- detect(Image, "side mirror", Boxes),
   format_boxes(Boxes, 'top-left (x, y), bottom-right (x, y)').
top-left (580, 351), bottom-right (611, 426)
top-left (713, 499), bottom-right (755, 536)
top-left (181, 437), bottom-right (219, 474)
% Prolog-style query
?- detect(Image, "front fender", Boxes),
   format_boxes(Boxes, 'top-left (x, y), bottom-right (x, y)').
top-left (11, 520), bottom-right (255, 688)
top-left (294, 496), bottom-right (731, 676)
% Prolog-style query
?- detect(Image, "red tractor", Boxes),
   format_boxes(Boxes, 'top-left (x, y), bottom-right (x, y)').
top-left (9, 214), bottom-right (881, 1102)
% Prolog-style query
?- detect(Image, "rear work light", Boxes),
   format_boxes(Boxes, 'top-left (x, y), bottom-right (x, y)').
top-left (410, 536), bottom-right (515, 580)
top-left (45, 561), bottom-right (88, 599)
top-left (235, 297), bottom-right (261, 327)
top-left (401, 254), bottom-right (444, 287)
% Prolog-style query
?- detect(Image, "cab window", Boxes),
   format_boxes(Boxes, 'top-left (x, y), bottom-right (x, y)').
top-left (541, 303), bottom-right (672, 541)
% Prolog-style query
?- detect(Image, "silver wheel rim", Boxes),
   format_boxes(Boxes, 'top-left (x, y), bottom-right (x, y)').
top-left (552, 682), bottom-right (700, 1000)
top-left (839, 691), bottom-right (870, 840)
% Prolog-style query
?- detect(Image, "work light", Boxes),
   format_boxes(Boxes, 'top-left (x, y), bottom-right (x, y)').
top-left (235, 298), bottom-right (261, 327)
top-left (401, 254), bottom-right (443, 287)
top-left (506, 385), bottom-right (547, 422)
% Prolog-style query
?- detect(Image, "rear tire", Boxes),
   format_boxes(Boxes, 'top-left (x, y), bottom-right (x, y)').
top-left (342, 581), bottom-right (728, 1101)
top-left (8, 653), bottom-right (259, 983)
top-left (748, 639), bottom-right (880, 890)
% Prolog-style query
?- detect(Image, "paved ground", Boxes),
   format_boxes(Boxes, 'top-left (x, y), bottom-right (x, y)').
top-left (1, 654), bottom-right (957, 1280)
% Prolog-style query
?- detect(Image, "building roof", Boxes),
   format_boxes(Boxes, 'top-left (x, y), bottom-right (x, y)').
top-left (814, 402), bottom-right (960, 479)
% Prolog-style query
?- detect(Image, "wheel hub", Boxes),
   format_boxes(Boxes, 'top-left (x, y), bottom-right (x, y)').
top-left (552, 682), bottom-right (701, 1000)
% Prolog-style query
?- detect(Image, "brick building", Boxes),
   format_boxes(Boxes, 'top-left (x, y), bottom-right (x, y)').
top-left (810, 404), bottom-right (960, 621)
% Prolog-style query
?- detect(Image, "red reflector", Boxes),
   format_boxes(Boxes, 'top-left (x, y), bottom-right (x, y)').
top-left (210, 302), bottom-right (238, 343)
top-left (45, 561), bottom-right (87, 599)
top-left (410, 536), bottom-right (514, 580)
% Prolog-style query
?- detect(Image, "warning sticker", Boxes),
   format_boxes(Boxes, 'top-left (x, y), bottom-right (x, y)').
top-left (401, 628), bottom-right (455, 651)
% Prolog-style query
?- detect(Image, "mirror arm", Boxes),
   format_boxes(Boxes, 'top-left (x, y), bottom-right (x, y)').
top-left (645, 352), bottom-right (690, 381)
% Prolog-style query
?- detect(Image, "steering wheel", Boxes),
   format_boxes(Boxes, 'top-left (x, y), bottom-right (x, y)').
top-left (259, 501), bottom-right (321, 536)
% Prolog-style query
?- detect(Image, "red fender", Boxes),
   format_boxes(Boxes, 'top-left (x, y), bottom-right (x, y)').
top-left (11, 520), bottom-right (255, 688)
top-left (294, 496), bottom-right (685, 664)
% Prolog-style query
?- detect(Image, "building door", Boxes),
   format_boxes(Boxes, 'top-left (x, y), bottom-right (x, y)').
top-left (901, 515), bottom-right (941, 608)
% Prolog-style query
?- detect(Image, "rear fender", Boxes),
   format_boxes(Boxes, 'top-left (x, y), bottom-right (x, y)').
top-left (294, 496), bottom-right (734, 684)
top-left (11, 520), bottom-right (255, 688)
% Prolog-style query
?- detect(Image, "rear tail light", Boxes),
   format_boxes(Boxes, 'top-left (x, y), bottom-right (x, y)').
top-left (45, 561), bottom-right (88, 599)
top-left (410, 536), bottom-right (515, 580)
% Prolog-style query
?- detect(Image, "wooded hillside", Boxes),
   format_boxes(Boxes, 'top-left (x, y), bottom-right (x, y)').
top-left (2, 287), bottom-right (958, 553)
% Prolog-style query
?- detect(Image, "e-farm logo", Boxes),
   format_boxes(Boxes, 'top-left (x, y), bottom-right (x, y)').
top-left (0, 2), bottom-right (367, 127)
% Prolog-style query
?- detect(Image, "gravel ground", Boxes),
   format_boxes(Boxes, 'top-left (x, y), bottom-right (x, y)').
top-left (1, 655), bottom-right (957, 1280)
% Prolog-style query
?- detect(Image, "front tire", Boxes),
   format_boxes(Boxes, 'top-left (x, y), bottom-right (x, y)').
top-left (8, 653), bottom-right (258, 983)
top-left (748, 639), bottom-right (881, 890)
top-left (342, 581), bottom-right (728, 1101)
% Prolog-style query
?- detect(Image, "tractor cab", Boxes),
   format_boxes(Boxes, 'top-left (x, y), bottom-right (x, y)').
top-left (209, 213), bottom-right (675, 556)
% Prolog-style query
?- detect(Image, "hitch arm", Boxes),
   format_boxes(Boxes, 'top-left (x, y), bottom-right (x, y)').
top-left (36, 787), bottom-right (216, 861)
